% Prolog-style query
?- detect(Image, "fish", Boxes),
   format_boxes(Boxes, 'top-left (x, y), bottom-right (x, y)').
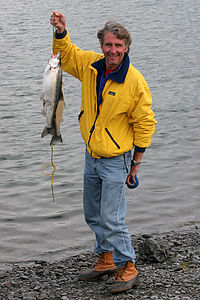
top-left (40, 52), bottom-right (65, 145)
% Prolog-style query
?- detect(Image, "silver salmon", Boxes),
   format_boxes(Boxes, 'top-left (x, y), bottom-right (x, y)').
top-left (40, 52), bottom-right (65, 145)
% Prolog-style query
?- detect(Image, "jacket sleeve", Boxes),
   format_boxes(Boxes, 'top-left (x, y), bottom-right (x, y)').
top-left (129, 75), bottom-right (157, 148)
top-left (55, 29), bottom-right (102, 81)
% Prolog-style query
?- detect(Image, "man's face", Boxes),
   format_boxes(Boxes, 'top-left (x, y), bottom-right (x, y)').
top-left (101, 31), bottom-right (128, 71)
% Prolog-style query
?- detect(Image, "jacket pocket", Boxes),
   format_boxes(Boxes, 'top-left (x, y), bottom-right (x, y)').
top-left (105, 128), bottom-right (120, 149)
top-left (78, 110), bottom-right (84, 121)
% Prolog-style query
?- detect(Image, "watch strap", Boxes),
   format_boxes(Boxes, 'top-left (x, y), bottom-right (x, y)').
top-left (131, 159), bottom-right (141, 167)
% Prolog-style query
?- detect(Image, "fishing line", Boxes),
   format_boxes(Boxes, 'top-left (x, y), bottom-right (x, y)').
top-left (41, 143), bottom-right (56, 202)
top-left (52, 16), bottom-right (56, 55)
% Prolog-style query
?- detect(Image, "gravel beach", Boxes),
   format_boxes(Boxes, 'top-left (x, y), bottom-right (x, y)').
top-left (0, 221), bottom-right (199, 300)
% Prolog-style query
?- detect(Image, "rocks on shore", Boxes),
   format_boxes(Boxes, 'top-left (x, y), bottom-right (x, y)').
top-left (0, 223), bottom-right (199, 300)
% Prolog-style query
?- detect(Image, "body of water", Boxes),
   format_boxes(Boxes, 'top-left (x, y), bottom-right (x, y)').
top-left (0, 0), bottom-right (199, 263)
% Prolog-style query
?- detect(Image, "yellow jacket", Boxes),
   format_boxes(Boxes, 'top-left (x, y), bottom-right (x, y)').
top-left (55, 30), bottom-right (157, 158)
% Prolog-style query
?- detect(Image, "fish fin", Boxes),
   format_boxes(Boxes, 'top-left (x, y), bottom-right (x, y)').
top-left (41, 127), bottom-right (49, 138)
top-left (41, 127), bottom-right (55, 138)
top-left (40, 92), bottom-right (44, 101)
top-left (41, 106), bottom-right (46, 116)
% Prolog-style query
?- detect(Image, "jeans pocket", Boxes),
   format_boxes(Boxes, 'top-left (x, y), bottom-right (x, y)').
top-left (123, 151), bottom-right (131, 174)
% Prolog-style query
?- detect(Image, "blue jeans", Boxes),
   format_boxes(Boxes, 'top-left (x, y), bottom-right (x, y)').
top-left (83, 149), bottom-right (136, 266)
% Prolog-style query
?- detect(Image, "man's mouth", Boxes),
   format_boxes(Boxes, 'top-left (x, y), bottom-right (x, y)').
top-left (108, 54), bottom-right (119, 60)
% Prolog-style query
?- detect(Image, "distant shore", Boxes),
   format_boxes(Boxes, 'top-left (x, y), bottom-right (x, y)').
top-left (0, 221), bottom-right (199, 300)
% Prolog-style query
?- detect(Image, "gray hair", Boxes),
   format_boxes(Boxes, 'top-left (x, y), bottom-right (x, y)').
top-left (97, 21), bottom-right (132, 53)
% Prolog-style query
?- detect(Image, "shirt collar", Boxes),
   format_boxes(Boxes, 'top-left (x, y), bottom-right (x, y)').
top-left (91, 53), bottom-right (130, 84)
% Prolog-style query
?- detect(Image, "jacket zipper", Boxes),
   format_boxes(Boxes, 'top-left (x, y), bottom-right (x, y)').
top-left (105, 128), bottom-right (120, 149)
top-left (88, 114), bottom-right (98, 146)
top-left (78, 109), bottom-right (94, 151)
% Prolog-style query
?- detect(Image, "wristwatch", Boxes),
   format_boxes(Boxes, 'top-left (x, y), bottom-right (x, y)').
top-left (131, 159), bottom-right (141, 167)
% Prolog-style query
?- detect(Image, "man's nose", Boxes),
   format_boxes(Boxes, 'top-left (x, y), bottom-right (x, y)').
top-left (110, 45), bottom-right (117, 52)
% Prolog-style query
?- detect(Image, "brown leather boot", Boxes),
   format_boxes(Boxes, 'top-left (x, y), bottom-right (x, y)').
top-left (109, 261), bottom-right (139, 294)
top-left (78, 251), bottom-right (116, 281)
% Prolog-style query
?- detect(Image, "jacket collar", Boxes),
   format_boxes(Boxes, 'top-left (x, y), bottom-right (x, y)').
top-left (91, 54), bottom-right (130, 84)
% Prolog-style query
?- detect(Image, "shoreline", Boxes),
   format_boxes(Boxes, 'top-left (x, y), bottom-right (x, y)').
top-left (0, 221), bottom-right (199, 299)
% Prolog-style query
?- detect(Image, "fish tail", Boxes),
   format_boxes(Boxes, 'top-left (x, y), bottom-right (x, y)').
top-left (50, 134), bottom-right (63, 145)
top-left (41, 127), bottom-right (55, 138)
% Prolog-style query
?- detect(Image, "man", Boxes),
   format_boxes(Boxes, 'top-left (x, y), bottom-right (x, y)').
top-left (50, 11), bottom-right (157, 294)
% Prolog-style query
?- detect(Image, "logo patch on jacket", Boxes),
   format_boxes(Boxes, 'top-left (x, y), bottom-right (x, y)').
top-left (108, 91), bottom-right (116, 96)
